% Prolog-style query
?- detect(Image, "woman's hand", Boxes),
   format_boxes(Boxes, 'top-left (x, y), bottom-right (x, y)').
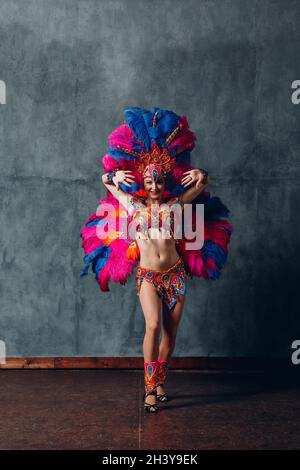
top-left (181, 169), bottom-right (208, 189)
top-left (113, 170), bottom-right (136, 190)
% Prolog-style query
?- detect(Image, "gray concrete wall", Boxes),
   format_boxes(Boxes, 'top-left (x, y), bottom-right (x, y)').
top-left (0, 0), bottom-right (299, 357)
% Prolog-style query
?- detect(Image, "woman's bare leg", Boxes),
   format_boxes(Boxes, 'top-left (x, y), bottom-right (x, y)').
top-left (157, 293), bottom-right (186, 395)
top-left (139, 280), bottom-right (162, 406)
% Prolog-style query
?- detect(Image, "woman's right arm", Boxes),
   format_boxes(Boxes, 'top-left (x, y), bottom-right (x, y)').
top-left (102, 170), bottom-right (143, 214)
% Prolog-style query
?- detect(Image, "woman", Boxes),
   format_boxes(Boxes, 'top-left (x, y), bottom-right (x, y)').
top-left (80, 107), bottom-right (233, 414)
top-left (101, 163), bottom-right (209, 413)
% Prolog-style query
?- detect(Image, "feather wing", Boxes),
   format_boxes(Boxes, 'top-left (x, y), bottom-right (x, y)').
top-left (80, 195), bottom-right (139, 291)
top-left (180, 190), bottom-right (233, 280)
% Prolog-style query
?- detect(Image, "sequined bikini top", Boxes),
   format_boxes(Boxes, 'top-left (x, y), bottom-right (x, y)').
top-left (128, 196), bottom-right (183, 244)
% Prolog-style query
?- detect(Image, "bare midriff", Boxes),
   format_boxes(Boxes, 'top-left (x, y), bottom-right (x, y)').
top-left (129, 196), bottom-right (183, 271)
top-left (136, 229), bottom-right (181, 271)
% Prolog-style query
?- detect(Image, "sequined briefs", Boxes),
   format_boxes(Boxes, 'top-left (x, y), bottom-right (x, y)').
top-left (135, 257), bottom-right (187, 310)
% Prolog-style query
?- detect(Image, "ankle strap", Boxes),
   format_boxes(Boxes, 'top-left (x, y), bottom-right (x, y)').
top-left (145, 390), bottom-right (157, 397)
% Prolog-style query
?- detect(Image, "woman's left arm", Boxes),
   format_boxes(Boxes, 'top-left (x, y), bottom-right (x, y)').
top-left (179, 169), bottom-right (210, 205)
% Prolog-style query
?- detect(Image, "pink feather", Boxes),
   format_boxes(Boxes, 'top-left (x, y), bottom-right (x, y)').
top-left (106, 239), bottom-right (135, 284)
top-left (108, 123), bottom-right (135, 150)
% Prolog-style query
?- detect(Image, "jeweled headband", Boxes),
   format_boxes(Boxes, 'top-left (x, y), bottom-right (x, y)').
top-left (139, 143), bottom-right (175, 181)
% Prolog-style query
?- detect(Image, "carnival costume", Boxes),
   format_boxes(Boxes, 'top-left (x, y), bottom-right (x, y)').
top-left (80, 107), bottom-right (233, 411)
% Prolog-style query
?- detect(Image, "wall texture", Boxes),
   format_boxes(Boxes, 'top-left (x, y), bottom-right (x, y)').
top-left (0, 0), bottom-right (299, 357)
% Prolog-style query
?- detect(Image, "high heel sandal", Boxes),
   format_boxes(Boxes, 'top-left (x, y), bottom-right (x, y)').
top-left (157, 390), bottom-right (169, 402)
top-left (143, 390), bottom-right (159, 413)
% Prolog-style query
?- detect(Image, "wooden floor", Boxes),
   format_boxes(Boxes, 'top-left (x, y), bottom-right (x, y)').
top-left (0, 369), bottom-right (299, 450)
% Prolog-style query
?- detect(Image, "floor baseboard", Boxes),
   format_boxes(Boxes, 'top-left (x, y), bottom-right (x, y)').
top-left (0, 356), bottom-right (294, 371)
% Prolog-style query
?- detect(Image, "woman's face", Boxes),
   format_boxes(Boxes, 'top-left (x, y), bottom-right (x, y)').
top-left (143, 174), bottom-right (165, 200)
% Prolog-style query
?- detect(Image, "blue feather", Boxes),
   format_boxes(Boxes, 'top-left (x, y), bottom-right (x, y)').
top-left (92, 253), bottom-right (110, 277)
top-left (118, 182), bottom-right (141, 193)
top-left (109, 147), bottom-right (139, 161)
top-left (202, 240), bottom-right (227, 267)
top-left (131, 136), bottom-right (144, 153)
top-left (205, 197), bottom-right (230, 220)
top-left (177, 149), bottom-right (191, 163)
top-left (85, 218), bottom-right (107, 228)
top-left (150, 107), bottom-right (179, 131)
top-left (169, 185), bottom-right (186, 196)
top-left (195, 194), bottom-right (230, 220)
top-left (80, 245), bottom-right (112, 277)
top-left (123, 107), bottom-right (151, 151)
top-left (148, 107), bottom-right (181, 147)
top-left (148, 126), bottom-right (165, 146)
